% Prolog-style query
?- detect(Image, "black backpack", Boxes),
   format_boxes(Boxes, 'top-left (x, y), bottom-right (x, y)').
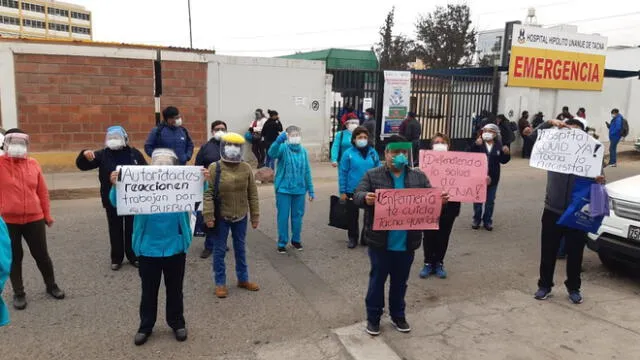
top-left (155, 124), bottom-right (192, 147)
top-left (621, 117), bottom-right (630, 138)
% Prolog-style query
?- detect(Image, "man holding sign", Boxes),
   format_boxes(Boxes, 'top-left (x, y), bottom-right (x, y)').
top-left (354, 135), bottom-right (448, 336)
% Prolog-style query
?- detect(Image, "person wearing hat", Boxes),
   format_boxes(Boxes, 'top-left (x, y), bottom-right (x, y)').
top-left (269, 126), bottom-right (315, 254)
top-left (144, 106), bottom-right (194, 165)
top-left (362, 108), bottom-right (377, 146)
top-left (332, 115), bottom-right (360, 168)
top-left (203, 133), bottom-right (260, 299)
top-left (76, 126), bottom-right (147, 270)
top-left (469, 123), bottom-right (511, 231)
top-left (399, 112), bottom-right (421, 165)
top-left (0, 129), bottom-right (65, 311)
top-left (0, 216), bottom-right (11, 326)
top-left (109, 148), bottom-right (193, 345)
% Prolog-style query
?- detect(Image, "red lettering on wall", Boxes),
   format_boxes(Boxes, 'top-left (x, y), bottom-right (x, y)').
top-left (535, 58), bottom-right (544, 79)
top-left (570, 62), bottom-right (579, 81)
top-left (553, 60), bottom-right (563, 80)
top-left (511, 55), bottom-right (602, 84)
top-left (543, 59), bottom-right (553, 79)
top-left (514, 56), bottom-right (524, 77)
top-left (580, 63), bottom-right (589, 81)
top-left (591, 64), bottom-right (600, 82)
top-left (524, 57), bottom-right (536, 78)
top-left (562, 61), bottom-right (570, 81)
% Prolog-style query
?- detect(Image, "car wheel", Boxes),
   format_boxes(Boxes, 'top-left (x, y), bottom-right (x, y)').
top-left (598, 252), bottom-right (625, 271)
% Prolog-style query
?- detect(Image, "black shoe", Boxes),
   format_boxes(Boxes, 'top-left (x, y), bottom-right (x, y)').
top-left (347, 238), bottom-right (357, 249)
top-left (366, 321), bottom-right (381, 336)
top-left (472, 222), bottom-right (481, 230)
top-left (111, 263), bottom-right (122, 271)
top-left (200, 248), bottom-right (212, 259)
top-left (174, 328), bottom-right (188, 342)
top-left (292, 242), bottom-right (303, 251)
top-left (277, 247), bottom-right (287, 254)
top-left (484, 224), bottom-right (493, 232)
top-left (134, 332), bottom-right (150, 346)
top-left (46, 285), bottom-right (65, 300)
top-left (131, 261), bottom-right (140, 268)
top-left (391, 317), bottom-right (411, 333)
top-left (13, 294), bottom-right (27, 310)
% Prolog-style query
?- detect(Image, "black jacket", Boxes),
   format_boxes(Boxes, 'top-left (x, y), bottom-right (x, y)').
top-left (195, 139), bottom-right (221, 169)
top-left (353, 166), bottom-right (431, 251)
top-left (76, 147), bottom-right (147, 208)
top-left (399, 119), bottom-right (421, 142)
top-left (261, 118), bottom-right (283, 145)
top-left (467, 140), bottom-right (510, 187)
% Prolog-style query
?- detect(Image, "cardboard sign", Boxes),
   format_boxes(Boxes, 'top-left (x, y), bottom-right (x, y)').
top-left (419, 150), bottom-right (488, 203)
top-left (115, 166), bottom-right (204, 215)
top-left (530, 128), bottom-right (604, 178)
top-left (373, 188), bottom-right (442, 231)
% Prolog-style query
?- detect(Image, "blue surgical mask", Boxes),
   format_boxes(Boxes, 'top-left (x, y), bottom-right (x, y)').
top-left (392, 153), bottom-right (408, 169)
top-left (356, 139), bottom-right (368, 148)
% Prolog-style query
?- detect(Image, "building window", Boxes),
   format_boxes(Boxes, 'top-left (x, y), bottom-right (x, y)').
top-left (47, 7), bottom-right (69, 17)
top-left (22, 18), bottom-right (45, 29)
top-left (71, 26), bottom-right (91, 35)
top-left (21, 2), bottom-right (44, 13)
top-left (48, 22), bottom-right (69, 32)
top-left (1, 0), bottom-right (19, 9)
top-left (70, 11), bottom-right (90, 21)
top-left (0, 15), bottom-right (20, 25)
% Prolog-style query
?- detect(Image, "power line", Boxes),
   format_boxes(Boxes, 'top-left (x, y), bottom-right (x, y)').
top-left (547, 11), bottom-right (640, 26)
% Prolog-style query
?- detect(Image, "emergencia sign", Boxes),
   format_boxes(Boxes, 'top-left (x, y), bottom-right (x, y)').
top-left (507, 25), bottom-right (608, 91)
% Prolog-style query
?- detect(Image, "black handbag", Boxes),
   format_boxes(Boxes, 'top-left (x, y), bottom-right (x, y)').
top-left (328, 195), bottom-right (349, 230)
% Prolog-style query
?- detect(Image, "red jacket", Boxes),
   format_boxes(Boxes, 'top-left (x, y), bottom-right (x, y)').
top-left (0, 155), bottom-right (52, 225)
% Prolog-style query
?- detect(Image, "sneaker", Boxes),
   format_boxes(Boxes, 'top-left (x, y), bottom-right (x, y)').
top-left (534, 287), bottom-right (552, 300)
top-left (13, 294), bottom-right (27, 310)
top-left (391, 317), bottom-right (411, 333)
top-left (174, 328), bottom-right (188, 342)
top-left (134, 332), bottom-right (150, 346)
top-left (472, 221), bottom-right (481, 230)
top-left (365, 321), bottom-right (381, 336)
top-left (200, 248), bottom-right (212, 259)
top-left (419, 263), bottom-right (433, 279)
top-left (46, 285), bottom-right (65, 300)
top-left (292, 242), bottom-right (303, 251)
top-left (434, 264), bottom-right (447, 279)
top-left (484, 224), bottom-right (493, 231)
top-left (608, 163), bottom-right (617, 168)
top-left (111, 263), bottom-right (122, 271)
top-left (277, 247), bottom-right (287, 254)
top-left (569, 291), bottom-right (584, 304)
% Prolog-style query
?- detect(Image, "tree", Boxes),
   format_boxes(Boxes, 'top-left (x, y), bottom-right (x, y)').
top-left (415, 4), bottom-right (477, 69)
top-left (375, 7), bottom-right (416, 70)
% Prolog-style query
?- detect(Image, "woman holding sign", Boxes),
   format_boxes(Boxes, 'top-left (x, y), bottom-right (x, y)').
top-left (203, 133), bottom-right (261, 299)
top-left (109, 148), bottom-right (192, 345)
top-left (339, 127), bottom-right (381, 249)
top-left (469, 124), bottom-right (511, 231)
top-left (419, 134), bottom-right (461, 279)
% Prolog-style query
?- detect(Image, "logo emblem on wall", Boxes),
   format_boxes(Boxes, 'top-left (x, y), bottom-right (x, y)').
top-left (311, 100), bottom-right (320, 111)
top-left (517, 29), bottom-right (526, 44)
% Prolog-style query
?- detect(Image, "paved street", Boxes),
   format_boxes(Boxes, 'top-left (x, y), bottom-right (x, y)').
top-left (2, 157), bottom-right (640, 360)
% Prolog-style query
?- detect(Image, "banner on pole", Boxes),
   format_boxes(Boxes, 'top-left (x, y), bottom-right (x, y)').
top-left (115, 166), bottom-right (204, 215)
top-left (380, 71), bottom-right (411, 139)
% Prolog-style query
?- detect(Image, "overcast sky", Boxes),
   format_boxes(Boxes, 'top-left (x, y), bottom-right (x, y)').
top-left (73, 0), bottom-right (640, 56)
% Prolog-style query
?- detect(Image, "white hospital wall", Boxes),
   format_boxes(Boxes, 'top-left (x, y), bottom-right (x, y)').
top-left (499, 73), bottom-right (640, 141)
top-left (207, 56), bottom-right (329, 160)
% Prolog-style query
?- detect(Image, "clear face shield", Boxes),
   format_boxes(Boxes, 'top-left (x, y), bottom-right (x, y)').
top-left (285, 126), bottom-right (302, 145)
top-left (220, 132), bottom-right (246, 163)
top-left (4, 133), bottom-right (30, 158)
top-left (105, 126), bottom-right (127, 150)
top-left (151, 148), bottom-right (178, 166)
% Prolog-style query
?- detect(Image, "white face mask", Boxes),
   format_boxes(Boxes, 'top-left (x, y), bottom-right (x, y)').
top-left (611, 114), bottom-right (616, 119)
top-left (288, 136), bottom-right (302, 145)
top-left (356, 139), bottom-right (369, 148)
top-left (482, 132), bottom-right (495, 142)
top-left (106, 139), bottom-right (125, 150)
top-left (224, 145), bottom-right (242, 159)
top-left (7, 144), bottom-right (28, 158)
top-left (347, 124), bottom-right (358, 132)
top-left (213, 131), bottom-right (225, 141)
top-left (364, 115), bottom-right (370, 121)
top-left (432, 143), bottom-right (448, 152)
top-left (174, 118), bottom-right (183, 127)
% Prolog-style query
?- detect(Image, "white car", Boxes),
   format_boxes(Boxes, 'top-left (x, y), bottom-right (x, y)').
top-left (635, 136), bottom-right (640, 152)
top-left (588, 175), bottom-right (640, 269)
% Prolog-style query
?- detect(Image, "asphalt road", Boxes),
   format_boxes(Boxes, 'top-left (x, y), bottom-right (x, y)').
top-left (1, 158), bottom-right (639, 360)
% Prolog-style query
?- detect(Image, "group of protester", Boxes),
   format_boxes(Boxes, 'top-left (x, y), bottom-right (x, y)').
top-left (0, 102), bottom-right (617, 342)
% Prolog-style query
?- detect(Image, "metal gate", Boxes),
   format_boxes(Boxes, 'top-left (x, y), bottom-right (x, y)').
top-left (328, 68), bottom-right (498, 150)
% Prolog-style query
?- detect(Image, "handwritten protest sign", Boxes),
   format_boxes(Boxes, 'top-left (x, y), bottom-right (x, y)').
top-left (373, 188), bottom-right (442, 231)
top-left (419, 150), bottom-right (488, 203)
top-left (116, 166), bottom-right (204, 215)
top-left (530, 128), bottom-right (604, 178)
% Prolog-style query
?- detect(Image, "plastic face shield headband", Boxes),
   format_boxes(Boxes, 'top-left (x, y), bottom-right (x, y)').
top-left (151, 149), bottom-right (178, 165)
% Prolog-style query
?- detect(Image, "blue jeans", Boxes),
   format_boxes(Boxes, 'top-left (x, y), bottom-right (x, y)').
top-left (366, 248), bottom-right (414, 323)
top-left (474, 185), bottom-right (498, 226)
top-left (276, 193), bottom-right (306, 248)
top-left (609, 138), bottom-right (620, 165)
top-left (212, 217), bottom-right (248, 286)
top-left (204, 227), bottom-right (216, 251)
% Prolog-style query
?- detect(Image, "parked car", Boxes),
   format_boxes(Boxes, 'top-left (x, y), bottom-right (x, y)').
top-left (588, 175), bottom-right (640, 269)
top-left (634, 136), bottom-right (640, 152)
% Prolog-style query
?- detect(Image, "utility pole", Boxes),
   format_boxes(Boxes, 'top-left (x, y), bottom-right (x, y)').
top-left (188, 0), bottom-right (193, 48)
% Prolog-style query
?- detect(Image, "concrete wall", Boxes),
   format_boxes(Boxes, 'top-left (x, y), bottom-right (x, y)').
top-left (207, 55), bottom-right (327, 160)
top-left (606, 47), bottom-right (640, 72)
top-left (498, 73), bottom-right (640, 141)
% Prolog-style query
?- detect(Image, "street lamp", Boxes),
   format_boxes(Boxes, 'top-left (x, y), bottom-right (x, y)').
top-left (188, 0), bottom-right (193, 48)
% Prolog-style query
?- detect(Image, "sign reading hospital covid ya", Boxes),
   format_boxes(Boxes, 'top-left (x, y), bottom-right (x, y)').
top-left (115, 166), bottom-right (204, 216)
top-left (530, 128), bottom-right (604, 178)
top-left (508, 25), bottom-right (608, 91)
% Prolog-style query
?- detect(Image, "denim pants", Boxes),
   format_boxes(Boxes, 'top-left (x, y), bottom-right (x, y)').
top-left (204, 226), bottom-right (216, 251)
top-left (609, 138), bottom-right (620, 165)
top-left (365, 248), bottom-right (414, 323)
top-left (213, 217), bottom-right (249, 286)
top-left (473, 185), bottom-right (498, 226)
top-left (276, 193), bottom-right (306, 248)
